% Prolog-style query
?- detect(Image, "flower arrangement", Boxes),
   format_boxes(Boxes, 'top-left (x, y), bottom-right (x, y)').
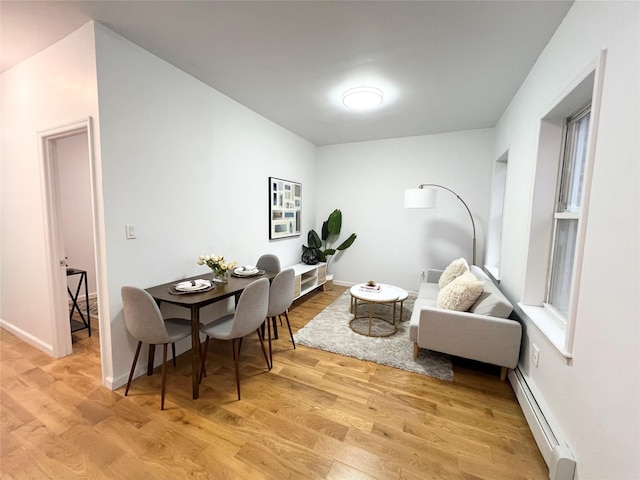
top-left (197, 254), bottom-right (237, 283)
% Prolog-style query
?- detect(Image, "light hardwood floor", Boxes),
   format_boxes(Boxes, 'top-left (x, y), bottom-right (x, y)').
top-left (0, 286), bottom-right (547, 479)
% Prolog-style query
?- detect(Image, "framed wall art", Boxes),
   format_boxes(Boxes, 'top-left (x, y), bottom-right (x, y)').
top-left (269, 177), bottom-right (301, 239)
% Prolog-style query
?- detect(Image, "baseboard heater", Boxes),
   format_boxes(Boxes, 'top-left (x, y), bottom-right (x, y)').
top-left (509, 367), bottom-right (576, 480)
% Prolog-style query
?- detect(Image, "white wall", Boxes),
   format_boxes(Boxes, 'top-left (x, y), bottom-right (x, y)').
top-left (57, 132), bottom-right (98, 298)
top-left (316, 129), bottom-right (495, 291)
top-left (495, 2), bottom-right (639, 479)
top-left (93, 23), bottom-right (317, 386)
top-left (0, 23), bottom-right (100, 353)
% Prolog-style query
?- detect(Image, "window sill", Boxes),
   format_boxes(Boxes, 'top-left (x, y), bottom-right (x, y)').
top-left (517, 303), bottom-right (573, 363)
top-left (483, 265), bottom-right (501, 284)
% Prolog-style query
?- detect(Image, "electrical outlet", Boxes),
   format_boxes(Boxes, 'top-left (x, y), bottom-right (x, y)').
top-left (532, 344), bottom-right (540, 367)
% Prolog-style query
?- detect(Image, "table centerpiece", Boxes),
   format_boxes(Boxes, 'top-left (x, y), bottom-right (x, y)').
top-left (197, 254), bottom-right (237, 284)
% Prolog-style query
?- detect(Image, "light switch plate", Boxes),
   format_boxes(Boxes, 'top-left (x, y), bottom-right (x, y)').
top-left (125, 224), bottom-right (136, 239)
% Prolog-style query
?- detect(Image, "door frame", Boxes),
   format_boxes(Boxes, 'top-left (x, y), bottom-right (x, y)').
top-left (39, 117), bottom-right (102, 358)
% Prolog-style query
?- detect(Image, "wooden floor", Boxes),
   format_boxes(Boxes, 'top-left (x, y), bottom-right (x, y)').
top-left (0, 286), bottom-right (547, 479)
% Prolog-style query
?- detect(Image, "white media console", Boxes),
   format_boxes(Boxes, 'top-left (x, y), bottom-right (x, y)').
top-left (291, 262), bottom-right (327, 299)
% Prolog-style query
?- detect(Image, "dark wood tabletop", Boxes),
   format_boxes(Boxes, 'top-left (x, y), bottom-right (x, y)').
top-left (145, 270), bottom-right (277, 399)
top-left (146, 271), bottom-right (276, 308)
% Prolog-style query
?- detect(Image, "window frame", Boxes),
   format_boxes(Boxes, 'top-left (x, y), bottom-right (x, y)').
top-left (544, 105), bottom-right (591, 321)
top-left (485, 151), bottom-right (508, 282)
top-left (518, 51), bottom-right (606, 361)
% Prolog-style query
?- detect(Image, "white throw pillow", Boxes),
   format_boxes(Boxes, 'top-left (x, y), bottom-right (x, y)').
top-left (437, 271), bottom-right (484, 311)
top-left (438, 257), bottom-right (470, 288)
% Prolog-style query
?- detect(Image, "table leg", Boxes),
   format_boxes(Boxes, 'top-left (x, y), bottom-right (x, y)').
top-left (69, 281), bottom-right (85, 323)
top-left (368, 302), bottom-right (373, 336)
top-left (191, 306), bottom-right (201, 400)
top-left (147, 345), bottom-right (155, 375)
top-left (83, 272), bottom-right (91, 337)
top-left (392, 301), bottom-right (397, 325)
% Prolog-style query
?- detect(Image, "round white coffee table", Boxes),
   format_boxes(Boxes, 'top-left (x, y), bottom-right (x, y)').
top-left (349, 283), bottom-right (409, 337)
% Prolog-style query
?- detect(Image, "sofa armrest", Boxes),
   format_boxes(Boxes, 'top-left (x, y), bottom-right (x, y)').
top-left (416, 306), bottom-right (522, 368)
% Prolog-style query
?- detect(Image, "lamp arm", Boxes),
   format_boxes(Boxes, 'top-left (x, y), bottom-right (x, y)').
top-left (418, 184), bottom-right (477, 265)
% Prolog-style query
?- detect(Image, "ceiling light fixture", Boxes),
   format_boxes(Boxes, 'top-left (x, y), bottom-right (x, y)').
top-left (342, 86), bottom-right (384, 110)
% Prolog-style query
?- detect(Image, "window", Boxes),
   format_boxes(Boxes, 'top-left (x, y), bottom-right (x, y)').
top-left (546, 106), bottom-right (591, 318)
top-left (485, 152), bottom-right (508, 281)
top-left (519, 52), bottom-right (605, 360)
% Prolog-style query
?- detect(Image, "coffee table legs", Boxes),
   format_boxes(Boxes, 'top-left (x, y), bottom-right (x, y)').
top-left (350, 296), bottom-right (399, 337)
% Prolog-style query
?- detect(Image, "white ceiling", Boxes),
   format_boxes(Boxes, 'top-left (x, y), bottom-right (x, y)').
top-left (1, 0), bottom-right (573, 146)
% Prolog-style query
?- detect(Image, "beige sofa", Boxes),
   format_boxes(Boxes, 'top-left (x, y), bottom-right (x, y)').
top-left (409, 265), bottom-right (522, 380)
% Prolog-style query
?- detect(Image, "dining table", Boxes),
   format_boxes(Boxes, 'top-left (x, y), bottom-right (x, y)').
top-left (145, 270), bottom-right (276, 400)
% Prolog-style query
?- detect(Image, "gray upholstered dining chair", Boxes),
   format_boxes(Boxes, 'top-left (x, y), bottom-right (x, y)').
top-left (265, 268), bottom-right (296, 368)
top-left (256, 253), bottom-right (284, 333)
top-left (121, 286), bottom-right (199, 410)
top-left (256, 253), bottom-right (281, 273)
top-left (199, 278), bottom-right (270, 400)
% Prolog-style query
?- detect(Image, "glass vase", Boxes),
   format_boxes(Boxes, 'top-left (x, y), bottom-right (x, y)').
top-left (211, 270), bottom-right (228, 284)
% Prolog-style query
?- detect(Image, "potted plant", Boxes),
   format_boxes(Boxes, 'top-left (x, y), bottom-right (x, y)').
top-left (302, 209), bottom-right (357, 287)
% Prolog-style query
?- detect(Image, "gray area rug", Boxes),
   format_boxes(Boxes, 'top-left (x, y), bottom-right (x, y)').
top-left (294, 290), bottom-right (453, 381)
top-left (73, 297), bottom-right (99, 319)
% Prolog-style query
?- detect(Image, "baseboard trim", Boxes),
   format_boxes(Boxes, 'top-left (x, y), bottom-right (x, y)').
top-left (67, 291), bottom-right (98, 306)
top-left (0, 320), bottom-right (55, 356)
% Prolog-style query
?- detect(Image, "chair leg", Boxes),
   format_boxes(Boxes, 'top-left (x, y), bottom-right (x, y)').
top-left (229, 337), bottom-right (243, 360)
top-left (161, 344), bottom-right (168, 410)
top-left (267, 316), bottom-right (273, 369)
top-left (171, 342), bottom-right (177, 367)
top-left (260, 320), bottom-right (266, 339)
top-left (125, 341), bottom-right (143, 396)
top-left (199, 336), bottom-right (210, 384)
top-left (283, 311), bottom-right (295, 349)
top-left (256, 328), bottom-right (271, 371)
top-left (232, 338), bottom-right (241, 400)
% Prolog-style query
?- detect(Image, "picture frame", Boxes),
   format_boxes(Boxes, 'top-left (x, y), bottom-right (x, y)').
top-left (269, 177), bottom-right (301, 239)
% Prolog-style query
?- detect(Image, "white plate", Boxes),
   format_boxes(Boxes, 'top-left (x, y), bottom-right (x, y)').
top-left (174, 280), bottom-right (211, 292)
top-left (233, 267), bottom-right (260, 277)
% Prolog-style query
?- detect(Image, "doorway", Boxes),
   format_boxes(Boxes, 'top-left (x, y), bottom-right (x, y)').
top-left (40, 118), bottom-right (101, 358)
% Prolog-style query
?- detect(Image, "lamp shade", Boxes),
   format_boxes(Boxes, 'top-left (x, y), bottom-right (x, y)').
top-left (404, 188), bottom-right (437, 209)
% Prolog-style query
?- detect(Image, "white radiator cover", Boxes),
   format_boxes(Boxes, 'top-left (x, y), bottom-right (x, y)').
top-left (509, 368), bottom-right (576, 480)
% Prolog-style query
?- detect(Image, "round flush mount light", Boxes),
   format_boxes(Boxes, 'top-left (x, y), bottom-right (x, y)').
top-left (342, 86), bottom-right (384, 110)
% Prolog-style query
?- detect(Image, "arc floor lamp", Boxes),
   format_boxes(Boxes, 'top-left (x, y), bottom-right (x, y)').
top-left (404, 183), bottom-right (477, 265)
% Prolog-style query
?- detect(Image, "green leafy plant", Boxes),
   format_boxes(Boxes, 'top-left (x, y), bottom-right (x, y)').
top-left (302, 209), bottom-right (357, 270)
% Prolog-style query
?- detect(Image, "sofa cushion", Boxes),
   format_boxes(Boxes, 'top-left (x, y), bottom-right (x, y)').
top-left (417, 282), bottom-right (440, 301)
top-left (437, 271), bottom-right (484, 311)
top-left (438, 258), bottom-right (469, 288)
top-left (468, 266), bottom-right (514, 318)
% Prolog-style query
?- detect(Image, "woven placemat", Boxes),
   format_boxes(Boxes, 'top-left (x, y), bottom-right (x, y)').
top-left (168, 284), bottom-right (215, 295)
top-left (230, 269), bottom-right (265, 278)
